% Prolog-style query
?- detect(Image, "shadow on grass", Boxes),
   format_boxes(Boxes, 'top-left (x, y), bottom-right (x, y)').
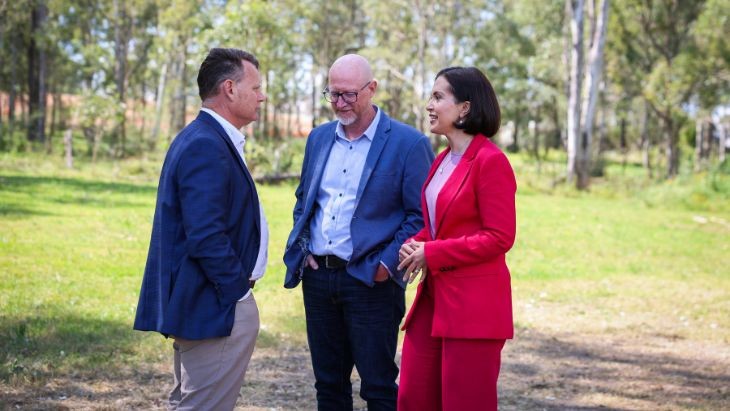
top-left (0, 203), bottom-right (53, 218)
top-left (0, 309), bottom-right (144, 384)
top-left (0, 174), bottom-right (156, 194)
top-left (2, 324), bottom-right (728, 409)
top-left (499, 329), bottom-right (730, 410)
top-left (0, 174), bottom-right (156, 210)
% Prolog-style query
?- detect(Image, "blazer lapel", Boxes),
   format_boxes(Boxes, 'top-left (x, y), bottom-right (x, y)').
top-left (433, 136), bottom-right (487, 237)
top-left (355, 113), bottom-right (390, 204)
top-left (421, 149), bottom-right (449, 240)
top-left (198, 111), bottom-right (247, 173)
top-left (197, 110), bottom-right (261, 234)
top-left (304, 124), bottom-right (337, 213)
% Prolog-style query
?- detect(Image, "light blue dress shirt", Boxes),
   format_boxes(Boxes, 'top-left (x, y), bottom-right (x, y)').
top-left (309, 107), bottom-right (382, 260)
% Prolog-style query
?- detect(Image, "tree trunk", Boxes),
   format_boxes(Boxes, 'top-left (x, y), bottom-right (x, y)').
top-left (139, 81), bottom-right (147, 142)
top-left (64, 128), bottom-right (73, 169)
top-left (113, 0), bottom-right (129, 157)
top-left (413, 0), bottom-right (430, 134)
top-left (510, 111), bottom-right (521, 152)
top-left (49, 91), bottom-right (59, 139)
top-left (694, 118), bottom-right (705, 171)
top-left (8, 27), bottom-right (19, 124)
top-left (641, 100), bottom-right (653, 178)
top-left (664, 115), bottom-right (680, 178)
top-left (720, 125), bottom-right (727, 164)
top-left (0, 20), bottom-right (3, 133)
top-left (27, 3), bottom-right (48, 144)
top-left (262, 69), bottom-right (271, 138)
top-left (620, 117), bottom-right (628, 170)
top-left (47, 89), bottom-right (61, 154)
top-left (566, 0), bottom-right (585, 185)
top-left (579, 0), bottom-right (609, 188)
top-left (169, 45), bottom-right (188, 140)
top-left (179, 54), bottom-right (188, 132)
top-left (150, 62), bottom-right (168, 150)
top-left (311, 69), bottom-right (316, 128)
top-left (531, 108), bottom-right (543, 175)
top-left (549, 96), bottom-right (563, 154)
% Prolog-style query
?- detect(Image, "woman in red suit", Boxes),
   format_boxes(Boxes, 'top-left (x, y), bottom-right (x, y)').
top-left (397, 66), bottom-right (516, 411)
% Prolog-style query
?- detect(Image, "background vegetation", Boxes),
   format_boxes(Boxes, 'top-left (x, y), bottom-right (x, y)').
top-left (1, 0), bottom-right (728, 186)
top-left (1, 0), bottom-right (729, 408)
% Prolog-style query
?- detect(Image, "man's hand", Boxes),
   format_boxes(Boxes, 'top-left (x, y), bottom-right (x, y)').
top-left (374, 264), bottom-right (390, 282)
top-left (305, 254), bottom-right (319, 270)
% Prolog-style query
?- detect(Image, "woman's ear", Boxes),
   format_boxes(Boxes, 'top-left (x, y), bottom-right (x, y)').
top-left (460, 101), bottom-right (471, 118)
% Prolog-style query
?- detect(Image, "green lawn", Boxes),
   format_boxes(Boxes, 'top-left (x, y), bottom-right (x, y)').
top-left (1, 152), bottom-right (728, 387)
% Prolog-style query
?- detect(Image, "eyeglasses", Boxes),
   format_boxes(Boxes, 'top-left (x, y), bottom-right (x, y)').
top-left (322, 81), bottom-right (372, 103)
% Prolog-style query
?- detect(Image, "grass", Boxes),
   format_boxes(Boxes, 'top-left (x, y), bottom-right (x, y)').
top-left (1, 150), bottom-right (729, 391)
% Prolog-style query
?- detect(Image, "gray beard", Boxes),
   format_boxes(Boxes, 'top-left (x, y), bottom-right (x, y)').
top-left (336, 114), bottom-right (356, 126)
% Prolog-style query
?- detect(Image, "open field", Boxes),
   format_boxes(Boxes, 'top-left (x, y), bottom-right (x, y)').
top-left (1, 153), bottom-right (729, 410)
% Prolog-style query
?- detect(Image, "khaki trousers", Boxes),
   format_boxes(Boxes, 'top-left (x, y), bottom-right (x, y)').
top-left (168, 295), bottom-right (260, 411)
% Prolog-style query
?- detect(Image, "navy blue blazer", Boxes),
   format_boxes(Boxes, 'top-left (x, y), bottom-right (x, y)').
top-left (283, 110), bottom-right (434, 289)
top-left (134, 111), bottom-right (261, 340)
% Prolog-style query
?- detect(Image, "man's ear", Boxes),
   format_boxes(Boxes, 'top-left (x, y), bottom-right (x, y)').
top-left (221, 79), bottom-right (235, 100)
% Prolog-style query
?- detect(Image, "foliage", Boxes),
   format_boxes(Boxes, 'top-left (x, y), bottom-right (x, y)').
top-left (0, 0), bottom-right (726, 181)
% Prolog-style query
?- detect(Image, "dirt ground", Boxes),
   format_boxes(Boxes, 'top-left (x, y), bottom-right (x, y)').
top-left (2, 327), bottom-right (729, 410)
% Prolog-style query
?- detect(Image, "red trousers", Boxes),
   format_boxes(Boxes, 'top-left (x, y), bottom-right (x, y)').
top-left (398, 291), bottom-right (505, 411)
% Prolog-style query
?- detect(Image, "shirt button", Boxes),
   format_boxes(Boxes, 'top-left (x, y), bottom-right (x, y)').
top-left (343, 169), bottom-right (347, 173)
top-left (328, 240), bottom-right (332, 244)
top-left (339, 193), bottom-right (343, 197)
top-left (331, 216), bottom-right (335, 220)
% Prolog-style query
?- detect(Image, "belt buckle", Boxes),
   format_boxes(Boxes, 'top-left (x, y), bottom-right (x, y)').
top-left (325, 255), bottom-right (335, 269)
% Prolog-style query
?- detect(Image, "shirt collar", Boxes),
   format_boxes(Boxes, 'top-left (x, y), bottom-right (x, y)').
top-left (335, 105), bottom-right (381, 142)
top-left (200, 107), bottom-right (246, 153)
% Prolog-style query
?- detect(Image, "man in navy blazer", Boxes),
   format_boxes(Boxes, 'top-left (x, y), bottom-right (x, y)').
top-left (283, 54), bottom-right (434, 410)
top-left (134, 48), bottom-right (267, 410)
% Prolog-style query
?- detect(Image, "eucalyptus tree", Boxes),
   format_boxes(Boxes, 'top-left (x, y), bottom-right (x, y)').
top-left (691, 0), bottom-right (730, 168)
top-left (565, 0), bottom-right (609, 189)
top-left (363, 0), bottom-right (474, 151)
top-left (203, 0), bottom-right (302, 139)
top-left (148, 0), bottom-right (214, 148)
top-left (610, 0), bottom-right (707, 178)
top-left (470, 0), bottom-right (566, 161)
top-left (0, 0), bottom-right (32, 145)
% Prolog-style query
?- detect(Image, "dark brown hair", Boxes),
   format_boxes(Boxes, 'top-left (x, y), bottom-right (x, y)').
top-left (197, 48), bottom-right (259, 101)
top-left (435, 66), bottom-right (501, 137)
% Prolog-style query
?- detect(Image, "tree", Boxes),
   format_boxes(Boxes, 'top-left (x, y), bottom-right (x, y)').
top-left (566, 0), bottom-right (609, 189)
top-left (27, 0), bottom-right (49, 144)
top-left (611, 0), bottom-right (706, 178)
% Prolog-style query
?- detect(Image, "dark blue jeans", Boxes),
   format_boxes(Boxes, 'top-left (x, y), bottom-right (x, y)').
top-left (302, 264), bottom-right (405, 411)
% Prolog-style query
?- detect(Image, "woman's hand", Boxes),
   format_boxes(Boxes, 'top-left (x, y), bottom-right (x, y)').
top-left (398, 241), bottom-right (426, 284)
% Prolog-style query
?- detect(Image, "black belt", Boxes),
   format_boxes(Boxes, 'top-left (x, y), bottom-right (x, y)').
top-left (312, 254), bottom-right (348, 269)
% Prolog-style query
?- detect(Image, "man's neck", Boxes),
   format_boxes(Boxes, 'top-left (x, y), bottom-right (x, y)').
top-left (202, 102), bottom-right (242, 130)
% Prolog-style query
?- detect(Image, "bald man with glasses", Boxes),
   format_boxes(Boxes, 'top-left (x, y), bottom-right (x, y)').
top-left (283, 54), bottom-right (434, 410)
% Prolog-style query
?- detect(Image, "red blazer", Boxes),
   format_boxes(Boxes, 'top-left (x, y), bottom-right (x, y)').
top-left (402, 134), bottom-right (516, 339)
